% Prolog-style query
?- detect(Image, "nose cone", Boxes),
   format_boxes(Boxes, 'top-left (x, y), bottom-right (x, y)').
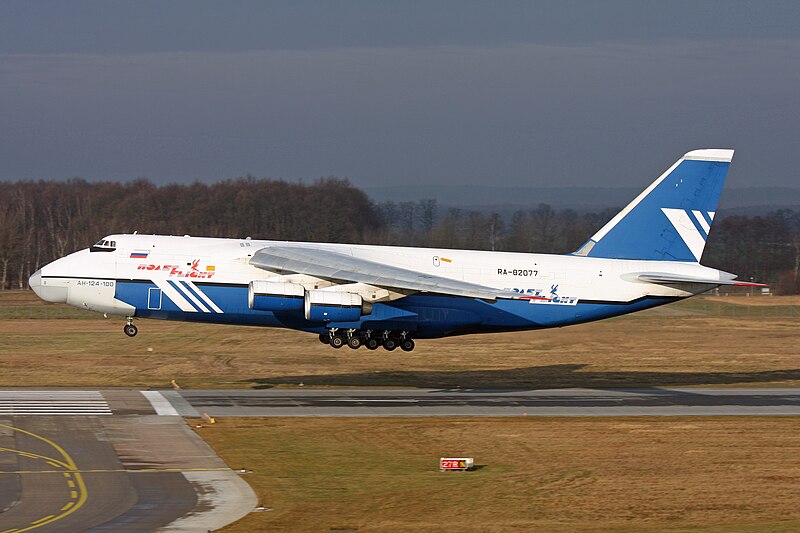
top-left (29, 269), bottom-right (42, 296)
top-left (29, 268), bottom-right (68, 303)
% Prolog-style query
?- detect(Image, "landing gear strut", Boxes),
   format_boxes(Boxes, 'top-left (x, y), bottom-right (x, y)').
top-left (123, 317), bottom-right (138, 337)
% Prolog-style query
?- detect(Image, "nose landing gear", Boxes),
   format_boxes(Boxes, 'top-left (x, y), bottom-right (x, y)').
top-left (123, 317), bottom-right (138, 337)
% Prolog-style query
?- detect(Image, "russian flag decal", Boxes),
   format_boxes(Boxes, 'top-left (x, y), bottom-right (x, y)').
top-left (130, 251), bottom-right (149, 259)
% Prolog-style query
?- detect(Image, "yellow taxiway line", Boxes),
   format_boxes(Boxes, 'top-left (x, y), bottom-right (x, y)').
top-left (0, 423), bottom-right (88, 533)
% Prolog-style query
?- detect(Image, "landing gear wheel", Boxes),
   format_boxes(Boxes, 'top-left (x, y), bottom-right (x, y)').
top-left (383, 338), bottom-right (398, 351)
top-left (400, 338), bottom-right (415, 352)
top-left (365, 338), bottom-right (381, 350)
top-left (329, 335), bottom-right (345, 349)
top-left (123, 324), bottom-right (138, 337)
top-left (347, 336), bottom-right (363, 349)
top-left (319, 332), bottom-right (331, 344)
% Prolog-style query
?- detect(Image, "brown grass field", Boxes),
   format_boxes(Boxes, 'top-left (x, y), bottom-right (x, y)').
top-left (0, 291), bottom-right (798, 389)
top-left (202, 417), bottom-right (800, 532)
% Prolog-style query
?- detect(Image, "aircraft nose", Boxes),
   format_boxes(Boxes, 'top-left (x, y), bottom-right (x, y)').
top-left (29, 269), bottom-right (42, 295)
top-left (29, 268), bottom-right (68, 303)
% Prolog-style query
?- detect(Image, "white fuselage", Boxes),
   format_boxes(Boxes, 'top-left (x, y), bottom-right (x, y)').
top-left (29, 234), bottom-right (725, 339)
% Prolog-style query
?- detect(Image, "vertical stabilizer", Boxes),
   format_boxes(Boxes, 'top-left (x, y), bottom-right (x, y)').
top-left (574, 149), bottom-right (733, 262)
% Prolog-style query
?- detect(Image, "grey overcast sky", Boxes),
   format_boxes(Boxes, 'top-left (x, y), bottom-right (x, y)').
top-left (1, 1), bottom-right (800, 189)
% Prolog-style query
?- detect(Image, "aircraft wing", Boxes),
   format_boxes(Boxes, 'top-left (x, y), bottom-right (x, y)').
top-left (250, 245), bottom-right (518, 300)
top-left (636, 273), bottom-right (768, 287)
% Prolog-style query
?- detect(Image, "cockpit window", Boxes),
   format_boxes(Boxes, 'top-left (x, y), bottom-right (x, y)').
top-left (90, 239), bottom-right (116, 252)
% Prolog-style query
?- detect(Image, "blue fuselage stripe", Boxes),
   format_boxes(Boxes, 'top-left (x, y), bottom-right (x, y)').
top-left (114, 279), bottom-right (679, 338)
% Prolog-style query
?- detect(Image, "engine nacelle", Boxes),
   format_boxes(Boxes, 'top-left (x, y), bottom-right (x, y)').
top-left (249, 280), bottom-right (305, 312)
top-left (304, 290), bottom-right (372, 322)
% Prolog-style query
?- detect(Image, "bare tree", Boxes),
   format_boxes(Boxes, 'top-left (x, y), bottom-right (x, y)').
top-left (0, 203), bottom-right (22, 289)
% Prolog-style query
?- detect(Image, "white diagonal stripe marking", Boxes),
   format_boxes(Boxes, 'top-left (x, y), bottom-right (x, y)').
top-left (155, 279), bottom-right (197, 312)
top-left (692, 210), bottom-right (711, 234)
top-left (662, 208), bottom-right (705, 262)
top-left (186, 281), bottom-right (223, 314)
top-left (175, 281), bottom-right (211, 313)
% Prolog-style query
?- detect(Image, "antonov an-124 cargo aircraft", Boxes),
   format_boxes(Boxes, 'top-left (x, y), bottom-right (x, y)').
top-left (30, 149), bottom-right (764, 351)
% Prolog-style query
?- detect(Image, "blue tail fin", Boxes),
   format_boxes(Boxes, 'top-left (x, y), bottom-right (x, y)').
top-left (574, 149), bottom-right (733, 262)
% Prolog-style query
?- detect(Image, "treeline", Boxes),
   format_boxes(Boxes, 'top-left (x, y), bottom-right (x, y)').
top-left (1, 179), bottom-right (798, 293)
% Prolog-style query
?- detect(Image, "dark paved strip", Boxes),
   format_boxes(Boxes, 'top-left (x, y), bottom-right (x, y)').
top-left (174, 388), bottom-right (800, 416)
top-left (0, 412), bottom-right (254, 532)
top-left (0, 416), bottom-right (198, 533)
top-left (85, 472), bottom-right (197, 532)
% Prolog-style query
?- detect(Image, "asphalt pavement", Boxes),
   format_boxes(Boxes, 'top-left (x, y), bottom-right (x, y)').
top-left (0, 390), bottom-right (255, 533)
top-left (170, 387), bottom-right (800, 417)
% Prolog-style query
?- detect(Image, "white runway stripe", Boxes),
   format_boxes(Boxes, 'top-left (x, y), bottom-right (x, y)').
top-left (0, 392), bottom-right (105, 396)
top-left (0, 391), bottom-right (111, 415)
top-left (0, 411), bottom-right (112, 415)
top-left (141, 390), bottom-right (180, 416)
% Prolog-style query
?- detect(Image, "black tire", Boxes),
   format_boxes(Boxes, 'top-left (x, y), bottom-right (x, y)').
top-left (124, 324), bottom-right (138, 337)
top-left (347, 336), bottom-right (363, 349)
top-left (330, 335), bottom-right (345, 349)
top-left (319, 332), bottom-right (331, 344)
top-left (365, 338), bottom-right (381, 350)
top-left (400, 338), bottom-right (415, 352)
top-left (383, 338), bottom-right (398, 351)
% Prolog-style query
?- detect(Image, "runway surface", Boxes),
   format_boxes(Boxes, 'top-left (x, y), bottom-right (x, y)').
top-left (0, 390), bottom-right (255, 533)
top-left (169, 387), bottom-right (800, 417)
top-left (2, 387), bottom-right (798, 531)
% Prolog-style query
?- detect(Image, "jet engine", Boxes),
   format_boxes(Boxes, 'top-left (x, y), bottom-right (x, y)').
top-left (249, 281), bottom-right (372, 322)
top-left (248, 280), bottom-right (305, 312)
top-left (304, 290), bottom-right (372, 322)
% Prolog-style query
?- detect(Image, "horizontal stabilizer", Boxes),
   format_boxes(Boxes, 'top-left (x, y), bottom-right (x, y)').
top-left (635, 272), bottom-right (768, 287)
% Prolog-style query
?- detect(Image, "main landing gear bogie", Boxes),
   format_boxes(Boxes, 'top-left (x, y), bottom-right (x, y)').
top-left (322, 329), bottom-right (416, 352)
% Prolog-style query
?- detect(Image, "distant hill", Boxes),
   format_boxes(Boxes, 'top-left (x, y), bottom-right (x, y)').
top-left (364, 185), bottom-right (800, 216)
